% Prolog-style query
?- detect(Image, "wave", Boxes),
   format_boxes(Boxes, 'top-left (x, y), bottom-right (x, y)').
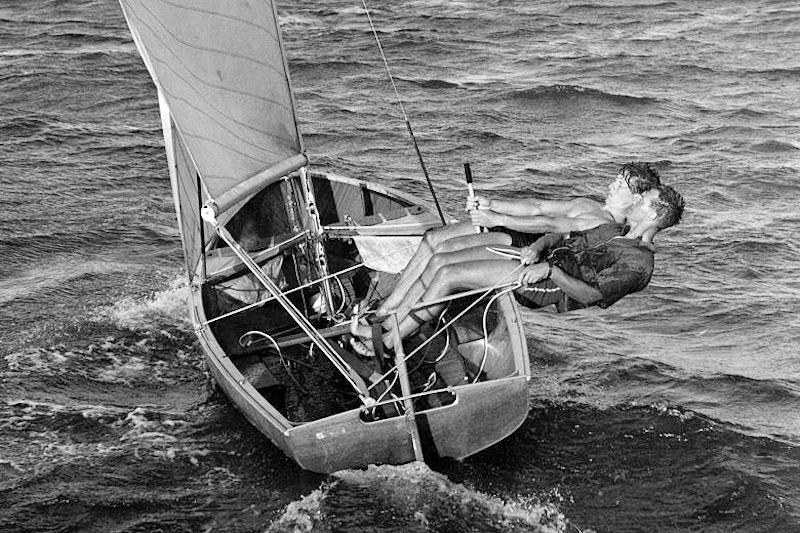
top-left (289, 58), bottom-right (373, 74)
top-left (0, 113), bottom-right (160, 149)
top-left (682, 382), bottom-right (800, 448)
top-left (0, 400), bottom-right (215, 476)
top-left (436, 130), bottom-right (515, 155)
top-left (0, 224), bottom-right (167, 273)
top-left (565, 1), bottom-right (678, 10)
top-left (92, 277), bottom-right (193, 330)
top-left (745, 66), bottom-right (800, 76)
top-left (714, 237), bottom-right (796, 257)
top-left (572, 350), bottom-right (800, 442)
top-left (3, 325), bottom-right (199, 384)
top-left (750, 140), bottom-right (799, 153)
top-left (0, 37), bottom-right (132, 56)
top-left (396, 76), bottom-right (462, 90)
top-left (688, 123), bottom-right (772, 139)
top-left (277, 13), bottom-right (323, 29)
top-left (266, 484), bottom-right (329, 533)
top-left (722, 107), bottom-right (781, 120)
top-left (485, 400), bottom-right (800, 531)
top-left (0, 258), bottom-right (152, 306)
top-left (268, 463), bottom-right (568, 532)
top-left (0, 115), bottom-right (52, 136)
top-left (505, 84), bottom-right (657, 106)
top-left (1, 322), bottom-right (209, 480)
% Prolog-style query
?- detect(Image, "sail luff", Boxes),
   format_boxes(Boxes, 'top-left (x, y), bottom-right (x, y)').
top-left (158, 93), bottom-right (196, 280)
top-left (171, 119), bottom-right (205, 281)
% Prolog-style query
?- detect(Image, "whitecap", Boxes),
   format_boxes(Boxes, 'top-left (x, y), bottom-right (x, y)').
top-left (267, 484), bottom-right (329, 533)
top-left (93, 275), bottom-right (192, 330)
top-left (331, 463), bottom-right (568, 532)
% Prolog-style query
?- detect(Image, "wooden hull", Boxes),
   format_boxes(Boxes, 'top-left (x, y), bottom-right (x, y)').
top-left (190, 172), bottom-right (530, 473)
top-left (287, 375), bottom-right (529, 472)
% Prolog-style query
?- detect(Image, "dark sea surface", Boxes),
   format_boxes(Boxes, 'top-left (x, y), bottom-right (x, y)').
top-left (2, 0), bottom-right (799, 531)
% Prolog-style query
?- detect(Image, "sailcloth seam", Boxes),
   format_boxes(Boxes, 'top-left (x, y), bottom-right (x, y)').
top-left (132, 1), bottom-right (287, 77)
top-left (149, 0), bottom-right (282, 46)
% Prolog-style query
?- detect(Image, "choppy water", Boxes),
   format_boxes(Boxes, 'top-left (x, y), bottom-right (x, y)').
top-left (2, 0), bottom-right (799, 531)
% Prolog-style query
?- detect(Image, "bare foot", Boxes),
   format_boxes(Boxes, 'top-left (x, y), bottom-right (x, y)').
top-left (349, 336), bottom-right (375, 357)
top-left (349, 314), bottom-right (373, 340)
top-left (375, 301), bottom-right (394, 317)
top-left (377, 285), bottom-right (406, 315)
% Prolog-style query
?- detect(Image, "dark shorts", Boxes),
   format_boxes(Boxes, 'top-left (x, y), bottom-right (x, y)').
top-left (489, 227), bottom-right (543, 248)
top-left (513, 278), bottom-right (565, 310)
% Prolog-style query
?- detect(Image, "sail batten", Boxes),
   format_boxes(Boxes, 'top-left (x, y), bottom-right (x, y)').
top-left (120, 0), bottom-right (305, 234)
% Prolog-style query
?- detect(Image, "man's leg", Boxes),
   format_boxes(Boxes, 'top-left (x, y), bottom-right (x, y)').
top-left (359, 245), bottom-right (518, 340)
top-left (377, 223), bottom-right (510, 315)
top-left (375, 220), bottom-right (475, 315)
top-left (357, 258), bottom-right (523, 352)
top-left (392, 244), bottom-right (514, 320)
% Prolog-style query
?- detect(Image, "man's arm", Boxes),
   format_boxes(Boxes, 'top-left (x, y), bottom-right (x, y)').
top-left (473, 196), bottom-right (600, 217)
top-left (552, 248), bottom-right (654, 307)
top-left (517, 262), bottom-right (603, 304)
top-left (519, 240), bottom-right (654, 308)
top-left (518, 231), bottom-right (564, 265)
top-left (554, 253), bottom-right (653, 307)
top-left (593, 252), bottom-right (653, 308)
top-left (549, 265), bottom-right (603, 304)
top-left (471, 209), bottom-right (609, 234)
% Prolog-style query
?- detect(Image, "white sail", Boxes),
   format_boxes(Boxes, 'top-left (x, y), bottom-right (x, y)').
top-left (120, 0), bottom-right (307, 277)
top-left (170, 116), bottom-right (203, 277)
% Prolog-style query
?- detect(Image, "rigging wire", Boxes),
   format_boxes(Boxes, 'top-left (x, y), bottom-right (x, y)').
top-left (361, 0), bottom-right (447, 226)
top-left (203, 241), bottom-right (421, 326)
top-left (207, 219), bottom-right (369, 398)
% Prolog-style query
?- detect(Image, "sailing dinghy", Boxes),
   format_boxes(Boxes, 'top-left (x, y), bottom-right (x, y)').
top-left (119, 0), bottom-right (530, 473)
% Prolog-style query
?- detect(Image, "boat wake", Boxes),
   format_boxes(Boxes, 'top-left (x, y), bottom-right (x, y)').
top-left (268, 463), bottom-right (570, 533)
top-left (92, 275), bottom-right (193, 330)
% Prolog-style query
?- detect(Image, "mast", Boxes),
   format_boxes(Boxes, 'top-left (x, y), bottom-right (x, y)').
top-left (299, 167), bottom-right (337, 319)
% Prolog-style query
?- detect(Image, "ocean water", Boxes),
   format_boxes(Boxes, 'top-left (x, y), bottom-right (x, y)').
top-left (2, 0), bottom-right (799, 531)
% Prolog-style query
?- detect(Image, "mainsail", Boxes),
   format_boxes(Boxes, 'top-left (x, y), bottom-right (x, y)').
top-left (119, 0), bottom-right (307, 278)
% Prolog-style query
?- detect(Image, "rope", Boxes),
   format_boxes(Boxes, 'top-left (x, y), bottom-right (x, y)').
top-left (473, 286), bottom-right (518, 383)
top-left (238, 330), bottom-right (308, 394)
top-left (361, 0), bottom-right (446, 226)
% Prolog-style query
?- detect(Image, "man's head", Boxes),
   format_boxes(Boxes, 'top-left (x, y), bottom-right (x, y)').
top-left (605, 162), bottom-right (662, 211)
top-left (627, 184), bottom-right (685, 235)
top-left (619, 162), bottom-right (661, 194)
top-left (648, 184), bottom-right (685, 229)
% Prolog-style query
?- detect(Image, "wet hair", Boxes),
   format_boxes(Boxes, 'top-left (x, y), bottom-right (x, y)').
top-left (619, 162), bottom-right (661, 194)
top-left (650, 184), bottom-right (685, 228)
